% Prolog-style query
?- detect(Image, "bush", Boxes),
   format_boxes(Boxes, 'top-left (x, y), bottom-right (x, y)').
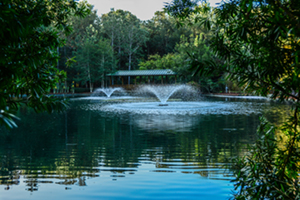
top-left (231, 117), bottom-right (300, 199)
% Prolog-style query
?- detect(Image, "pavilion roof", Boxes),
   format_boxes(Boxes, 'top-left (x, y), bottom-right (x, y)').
top-left (106, 69), bottom-right (176, 76)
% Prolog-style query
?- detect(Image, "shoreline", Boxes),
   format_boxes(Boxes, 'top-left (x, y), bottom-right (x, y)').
top-left (205, 93), bottom-right (268, 99)
top-left (49, 92), bottom-right (268, 100)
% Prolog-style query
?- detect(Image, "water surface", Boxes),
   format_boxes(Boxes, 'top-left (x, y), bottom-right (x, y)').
top-left (0, 97), bottom-right (291, 200)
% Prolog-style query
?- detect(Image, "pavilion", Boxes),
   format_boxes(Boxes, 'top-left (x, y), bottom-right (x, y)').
top-left (106, 69), bottom-right (177, 86)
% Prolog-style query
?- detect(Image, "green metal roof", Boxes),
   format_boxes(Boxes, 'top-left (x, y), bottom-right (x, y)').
top-left (107, 69), bottom-right (176, 76)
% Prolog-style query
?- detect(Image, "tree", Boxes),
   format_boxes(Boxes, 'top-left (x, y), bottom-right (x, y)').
top-left (72, 25), bottom-right (116, 91)
top-left (101, 8), bottom-right (121, 69)
top-left (166, 0), bottom-right (300, 199)
top-left (139, 34), bottom-right (224, 90)
top-left (174, 34), bottom-right (224, 89)
top-left (122, 14), bottom-right (148, 83)
top-left (60, 7), bottom-right (100, 89)
top-left (143, 11), bottom-right (194, 57)
top-left (0, 0), bottom-right (89, 128)
top-left (101, 8), bottom-right (120, 51)
top-left (102, 10), bottom-right (148, 83)
top-left (101, 9), bottom-right (133, 69)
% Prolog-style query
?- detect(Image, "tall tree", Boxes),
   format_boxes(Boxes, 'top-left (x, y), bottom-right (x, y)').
top-left (0, 0), bottom-right (89, 128)
top-left (60, 7), bottom-right (100, 88)
top-left (101, 9), bottom-right (147, 74)
top-left (101, 9), bottom-right (148, 83)
top-left (72, 25), bottom-right (116, 92)
top-left (122, 12), bottom-right (148, 83)
top-left (144, 11), bottom-right (193, 57)
top-left (101, 9), bottom-right (129, 68)
top-left (101, 8), bottom-right (120, 50)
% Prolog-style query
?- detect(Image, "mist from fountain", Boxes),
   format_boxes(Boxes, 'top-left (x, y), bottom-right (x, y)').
top-left (137, 84), bottom-right (198, 105)
top-left (92, 87), bottom-right (124, 97)
top-left (91, 84), bottom-right (265, 116)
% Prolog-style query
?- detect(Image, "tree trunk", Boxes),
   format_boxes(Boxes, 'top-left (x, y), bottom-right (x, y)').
top-left (128, 53), bottom-right (132, 85)
top-left (118, 46), bottom-right (121, 68)
top-left (102, 55), bottom-right (105, 87)
top-left (88, 66), bottom-right (93, 92)
top-left (87, 48), bottom-right (93, 93)
top-left (111, 32), bottom-right (114, 48)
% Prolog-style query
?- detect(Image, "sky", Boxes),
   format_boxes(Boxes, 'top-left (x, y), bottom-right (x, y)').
top-left (85, 0), bottom-right (222, 21)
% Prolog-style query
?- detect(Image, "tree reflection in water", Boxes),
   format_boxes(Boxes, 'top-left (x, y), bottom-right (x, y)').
top-left (0, 98), bottom-right (291, 193)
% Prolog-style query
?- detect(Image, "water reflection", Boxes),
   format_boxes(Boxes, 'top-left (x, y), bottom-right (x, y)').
top-left (133, 114), bottom-right (198, 133)
top-left (0, 98), bottom-right (291, 199)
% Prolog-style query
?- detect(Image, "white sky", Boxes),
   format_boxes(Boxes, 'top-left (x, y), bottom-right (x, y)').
top-left (85, 0), bottom-right (222, 20)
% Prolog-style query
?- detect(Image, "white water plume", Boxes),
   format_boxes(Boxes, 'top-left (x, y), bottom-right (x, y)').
top-left (92, 87), bottom-right (125, 97)
top-left (137, 85), bottom-right (199, 103)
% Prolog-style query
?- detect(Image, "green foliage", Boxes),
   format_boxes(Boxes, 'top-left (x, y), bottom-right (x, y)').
top-left (71, 24), bottom-right (116, 92)
top-left (60, 8), bottom-right (99, 87)
top-left (143, 11), bottom-right (193, 56)
top-left (139, 34), bottom-right (224, 91)
top-left (101, 9), bottom-right (149, 71)
top-left (139, 53), bottom-right (182, 70)
top-left (185, 0), bottom-right (300, 100)
top-left (0, 0), bottom-right (89, 128)
top-left (164, 0), bottom-right (199, 20)
top-left (65, 6), bottom-right (207, 84)
top-left (166, 0), bottom-right (300, 198)
top-left (231, 117), bottom-right (300, 199)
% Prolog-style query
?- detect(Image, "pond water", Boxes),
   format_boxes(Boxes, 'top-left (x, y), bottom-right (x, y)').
top-left (0, 97), bottom-right (291, 200)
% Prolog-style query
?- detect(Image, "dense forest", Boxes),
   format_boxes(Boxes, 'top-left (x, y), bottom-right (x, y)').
top-left (57, 2), bottom-right (230, 93)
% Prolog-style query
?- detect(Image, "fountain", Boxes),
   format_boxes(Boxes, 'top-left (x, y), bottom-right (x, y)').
top-left (95, 84), bottom-right (265, 115)
top-left (92, 87), bottom-right (125, 97)
top-left (70, 87), bottom-right (133, 101)
top-left (137, 85), bottom-right (198, 106)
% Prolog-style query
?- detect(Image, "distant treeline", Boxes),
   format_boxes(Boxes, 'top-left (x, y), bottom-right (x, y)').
top-left (58, 3), bottom-right (229, 93)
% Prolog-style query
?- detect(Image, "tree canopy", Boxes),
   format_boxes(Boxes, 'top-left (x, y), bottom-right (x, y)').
top-left (71, 24), bottom-right (116, 92)
top-left (58, 7), bottom-right (217, 87)
top-left (166, 0), bottom-right (300, 198)
top-left (0, 0), bottom-right (89, 128)
top-left (1, 0), bottom-right (226, 128)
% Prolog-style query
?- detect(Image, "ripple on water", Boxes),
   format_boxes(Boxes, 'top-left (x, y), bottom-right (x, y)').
top-left (97, 101), bottom-right (263, 115)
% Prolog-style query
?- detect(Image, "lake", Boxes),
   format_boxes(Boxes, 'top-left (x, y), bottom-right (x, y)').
top-left (0, 96), bottom-right (291, 200)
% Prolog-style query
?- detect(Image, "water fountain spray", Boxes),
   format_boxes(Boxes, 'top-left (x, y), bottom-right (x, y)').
top-left (138, 85), bottom-right (196, 106)
top-left (92, 87), bottom-right (124, 98)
